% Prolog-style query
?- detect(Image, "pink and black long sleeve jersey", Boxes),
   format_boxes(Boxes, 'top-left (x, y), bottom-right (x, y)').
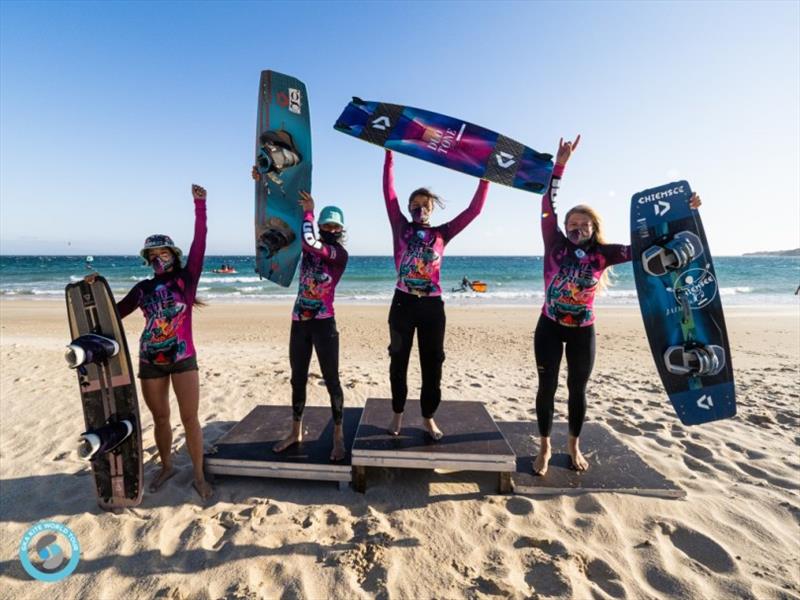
top-left (117, 197), bottom-right (207, 364)
top-left (292, 210), bottom-right (349, 320)
top-left (540, 165), bottom-right (630, 327)
top-left (383, 151), bottom-right (489, 297)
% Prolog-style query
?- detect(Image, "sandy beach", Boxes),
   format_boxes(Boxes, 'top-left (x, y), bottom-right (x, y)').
top-left (0, 299), bottom-right (798, 599)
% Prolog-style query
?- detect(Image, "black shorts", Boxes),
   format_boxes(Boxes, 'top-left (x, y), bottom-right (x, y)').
top-left (138, 356), bottom-right (198, 379)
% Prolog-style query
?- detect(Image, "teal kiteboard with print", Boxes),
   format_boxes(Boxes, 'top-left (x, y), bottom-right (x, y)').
top-left (631, 181), bottom-right (735, 425)
top-left (254, 70), bottom-right (312, 287)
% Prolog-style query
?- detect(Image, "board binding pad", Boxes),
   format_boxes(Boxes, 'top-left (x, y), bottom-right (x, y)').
top-left (255, 70), bottom-right (312, 287)
top-left (334, 98), bottom-right (554, 194)
top-left (65, 276), bottom-right (143, 509)
top-left (79, 418), bottom-right (135, 461)
top-left (631, 181), bottom-right (735, 425)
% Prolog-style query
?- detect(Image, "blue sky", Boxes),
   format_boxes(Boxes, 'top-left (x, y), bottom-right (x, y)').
top-left (1, 0), bottom-right (798, 256)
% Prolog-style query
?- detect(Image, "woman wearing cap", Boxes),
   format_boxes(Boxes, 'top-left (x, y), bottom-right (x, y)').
top-left (265, 187), bottom-right (349, 461)
top-left (382, 150), bottom-right (490, 440)
top-left (86, 184), bottom-right (212, 500)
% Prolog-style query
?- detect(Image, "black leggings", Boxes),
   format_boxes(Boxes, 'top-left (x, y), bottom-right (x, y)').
top-left (388, 290), bottom-right (446, 419)
top-left (533, 313), bottom-right (595, 437)
top-left (289, 318), bottom-right (343, 424)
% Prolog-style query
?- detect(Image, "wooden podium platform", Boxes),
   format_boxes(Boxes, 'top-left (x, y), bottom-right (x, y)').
top-left (497, 421), bottom-right (685, 499)
top-left (350, 399), bottom-right (516, 493)
top-left (204, 405), bottom-right (362, 488)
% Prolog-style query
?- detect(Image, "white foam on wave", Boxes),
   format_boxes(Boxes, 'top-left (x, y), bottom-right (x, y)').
top-left (201, 293), bottom-right (296, 303)
top-left (720, 286), bottom-right (754, 295)
top-left (200, 275), bottom-right (264, 284)
top-left (603, 289), bottom-right (639, 298)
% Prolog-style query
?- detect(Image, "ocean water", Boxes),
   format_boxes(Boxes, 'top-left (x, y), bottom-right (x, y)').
top-left (0, 255), bottom-right (798, 306)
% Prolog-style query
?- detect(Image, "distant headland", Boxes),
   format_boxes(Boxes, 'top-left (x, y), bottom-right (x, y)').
top-left (742, 248), bottom-right (800, 257)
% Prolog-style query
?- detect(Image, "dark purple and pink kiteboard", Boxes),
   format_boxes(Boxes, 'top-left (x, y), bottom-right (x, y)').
top-left (334, 97), bottom-right (553, 194)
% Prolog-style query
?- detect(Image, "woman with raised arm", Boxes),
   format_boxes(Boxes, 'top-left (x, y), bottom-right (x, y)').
top-left (383, 149), bottom-right (490, 440)
top-left (533, 137), bottom-right (700, 475)
top-left (87, 184), bottom-right (212, 500)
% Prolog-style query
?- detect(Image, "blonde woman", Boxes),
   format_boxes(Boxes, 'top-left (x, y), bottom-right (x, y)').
top-left (534, 136), bottom-right (699, 474)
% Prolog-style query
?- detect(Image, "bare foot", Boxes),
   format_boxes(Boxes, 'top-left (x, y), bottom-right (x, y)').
top-left (568, 435), bottom-right (589, 471)
top-left (423, 417), bottom-right (443, 441)
top-left (273, 421), bottom-right (303, 452)
top-left (193, 478), bottom-right (213, 501)
top-left (388, 412), bottom-right (403, 436)
top-left (148, 465), bottom-right (176, 493)
top-left (533, 437), bottom-right (552, 476)
top-left (330, 425), bottom-right (345, 462)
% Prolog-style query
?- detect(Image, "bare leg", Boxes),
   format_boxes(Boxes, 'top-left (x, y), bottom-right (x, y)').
top-left (141, 376), bottom-right (177, 492)
top-left (533, 436), bottom-right (552, 476)
top-left (274, 419), bottom-right (303, 452)
top-left (423, 417), bottom-right (443, 441)
top-left (567, 434), bottom-right (589, 471)
top-left (388, 412), bottom-right (403, 436)
top-left (172, 369), bottom-right (213, 500)
top-left (330, 423), bottom-right (345, 461)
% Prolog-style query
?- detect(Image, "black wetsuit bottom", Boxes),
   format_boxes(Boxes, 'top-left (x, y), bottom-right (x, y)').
top-left (533, 313), bottom-right (595, 437)
top-left (388, 290), bottom-right (446, 419)
top-left (289, 318), bottom-right (343, 424)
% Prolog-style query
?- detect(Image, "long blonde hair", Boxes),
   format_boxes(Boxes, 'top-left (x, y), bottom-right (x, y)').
top-left (564, 204), bottom-right (614, 292)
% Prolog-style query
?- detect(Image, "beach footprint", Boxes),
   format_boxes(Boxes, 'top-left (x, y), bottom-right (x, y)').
top-left (574, 495), bottom-right (603, 515)
top-left (586, 558), bottom-right (625, 598)
top-left (644, 563), bottom-right (692, 597)
top-left (505, 496), bottom-right (534, 516)
top-left (735, 462), bottom-right (800, 490)
top-left (524, 560), bottom-right (571, 597)
top-left (513, 537), bottom-right (568, 557)
top-left (470, 575), bottom-right (517, 598)
top-left (605, 418), bottom-right (642, 436)
top-left (681, 440), bottom-right (715, 462)
top-left (662, 522), bottom-right (737, 574)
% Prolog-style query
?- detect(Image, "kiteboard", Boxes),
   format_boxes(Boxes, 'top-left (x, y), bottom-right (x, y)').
top-left (65, 276), bottom-right (143, 509)
top-left (254, 70), bottom-right (312, 287)
top-left (334, 98), bottom-right (553, 193)
top-left (631, 181), bottom-right (735, 425)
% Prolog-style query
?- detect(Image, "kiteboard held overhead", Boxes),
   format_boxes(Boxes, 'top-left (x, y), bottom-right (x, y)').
top-left (334, 97), bottom-right (554, 194)
top-left (254, 70), bottom-right (312, 287)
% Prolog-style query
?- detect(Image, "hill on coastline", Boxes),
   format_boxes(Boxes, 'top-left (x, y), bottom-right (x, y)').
top-left (742, 248), bottom-right (800, 257)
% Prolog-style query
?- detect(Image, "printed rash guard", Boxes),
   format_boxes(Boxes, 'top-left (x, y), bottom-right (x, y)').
top-left (292, 210), bottom-right (348, 321)
top-left (117, 197), bottom-right (207, 365)
top-left (541, 164), bottom-right (631, 327)
top-left (383, 151), bottom-right (489, 297)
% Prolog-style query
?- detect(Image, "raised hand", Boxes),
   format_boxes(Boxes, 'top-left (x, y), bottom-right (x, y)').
top-left (192, 184), bottom-right (207, 200)
top-left (556, 134), bottom-right (581, 166)
top-left (298, 190), bottom-right (314, 212)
